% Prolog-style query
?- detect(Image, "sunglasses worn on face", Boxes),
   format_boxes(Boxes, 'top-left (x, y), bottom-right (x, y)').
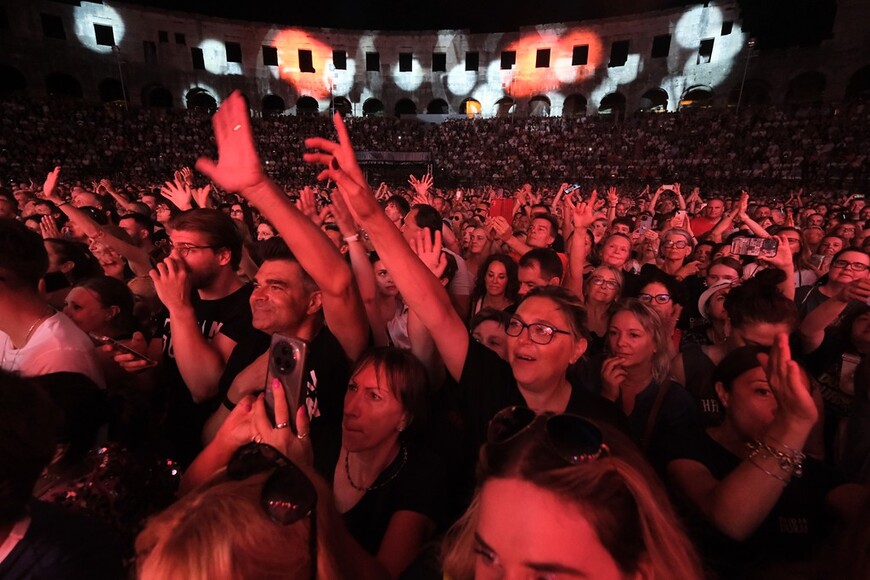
top-left (487, 406), bottom-right (608, 465)
top-left (638, 293), bottom-right (672, 304)
top-left (227, 443), bottom-right (318, 580)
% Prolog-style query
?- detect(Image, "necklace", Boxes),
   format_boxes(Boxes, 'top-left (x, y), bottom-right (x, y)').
top-left (344, 443), bottom-right (408, 493)
top-left (22, 309), bottom-right (54, 346)
top-left (1, 308), bottom-right (54, 371)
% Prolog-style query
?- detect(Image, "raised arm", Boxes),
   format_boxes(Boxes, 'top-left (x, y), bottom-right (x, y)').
top-left (668, 335), bottom-right (818, 541)
top-left (799, 280), bottom-right (870, 353)
top-left (196, 92), bottom-right (368, 360)
top-left (43, 167), bottom-right (152, 276)
top-left (565, 191), bottom-right (605, 299)
top-left (302, 113), bottom-right (470, 381)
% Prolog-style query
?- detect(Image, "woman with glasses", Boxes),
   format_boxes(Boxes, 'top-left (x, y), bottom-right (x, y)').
top-left (442, 406), bottom-right (704, 579)
top-left (582, 265), bottom-right (623, 358)
top-left (795, 249), bottom-right (870, 319)
top-left (657, 228), bottom-right (698, 279)
top-left (596, 299), bottom-right (699, 462)
top-left (636, 274), bottom-right (686, 354)
top-left (469, 254), bottom-right (519, 319)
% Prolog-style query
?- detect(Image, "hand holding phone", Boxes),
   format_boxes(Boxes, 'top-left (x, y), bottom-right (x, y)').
top-left (90, 332), bottom-right (157, 368)
top-left (263, 334), bottom-right (309, 431)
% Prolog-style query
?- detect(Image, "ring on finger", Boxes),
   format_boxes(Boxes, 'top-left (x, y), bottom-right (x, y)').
top-left (275, 422), bottom-right (290, 430)
top-left (252, 434), bottom-right (263, 444)
top-left (297, 431), bottom-right (310, 440)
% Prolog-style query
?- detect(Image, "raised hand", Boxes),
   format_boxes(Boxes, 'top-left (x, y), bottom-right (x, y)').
top-left (43, 166), bottom-right (62, 202)
top-left (758, 233), bottom-right (794, 271)
top-left (606, 186), bottom-right (618, 206)
top-left (191, 184), bottom-right (212, 209)
top-left (296, 186), bottom-right (325, 226)
top-left (39, 215), bottom-right (62, 239)
top-left (409, 228), bottom-right (447, 279)
top-left (149, 256), bottom-right (192, 312)
top-left (760, 333), bottom-right (817, 428)
top-left (485, 216), bottom-right (513, 242)
top-left (160, 178), bottom-right (193, 211)
top-left (601, 357), bottom-right (627, 402)
top-left (195, 91), bottom-right (268, 193)
top-left (180, 166), bottom-right (194, 186)
top-left (408, 172), bottom-right (433, 203)
top-left (572, 190), bottom-right (606, 230)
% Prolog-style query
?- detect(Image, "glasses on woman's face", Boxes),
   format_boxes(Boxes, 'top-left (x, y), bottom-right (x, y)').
top-left (831, 259), bottom-right (869, 272)
top-left (504, 316), bottom-right (572, 345)
top-left (226, 443), bottom-right (318, 580)
top-left (638, 293), bottom-right (672, 304)
top-left (662, 240), bottom-right (688, 249)
top-left (487, 406), bottom-right (608, 465)
top-left (231, 208), bottom-right (244, 216)
top-left (156, 204), bottom-right (170, 212)
top-left (589, 276), bottom-right (619, 290)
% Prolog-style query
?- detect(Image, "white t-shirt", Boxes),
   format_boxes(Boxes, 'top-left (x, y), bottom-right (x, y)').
top-left (0, 312), bottom-right (105, 388)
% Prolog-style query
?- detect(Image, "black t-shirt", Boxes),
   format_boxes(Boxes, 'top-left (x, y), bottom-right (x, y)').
top-left (0, 501), bottom-right (125, 580)
top-left (161, 283), bottom-right (268, 466)
top-left (324, 443), bottom-right (449, 556)
top-left (454, 339), bottom-right (629, 455)
top-left (680, 343), bottom-right (722, 426)
top-left (663, 428), bottom-right (841, 578)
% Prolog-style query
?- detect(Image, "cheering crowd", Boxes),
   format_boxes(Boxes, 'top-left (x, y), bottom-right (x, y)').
top-left (1, 91), bottom-right (869, 579)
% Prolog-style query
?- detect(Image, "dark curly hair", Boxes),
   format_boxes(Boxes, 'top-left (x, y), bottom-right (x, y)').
top-left (471, 253), bottom-right (520, 306)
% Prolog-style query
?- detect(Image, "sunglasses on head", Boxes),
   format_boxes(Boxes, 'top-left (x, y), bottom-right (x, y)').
top-left (486, 406), bottom-right (608, 466)
top-left (227, 442), bottom-right (318, 580)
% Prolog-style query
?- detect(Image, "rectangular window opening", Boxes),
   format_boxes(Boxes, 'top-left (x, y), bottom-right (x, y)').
top-left (432, 52), bottom-right (446, 72)
top-left (366, 52), bottom-right (380, 72)
top-left (572, 45), bottom-right (589, 65)
top-left (698, 38), bottom-right (714, 64)
top-left (262, 45), bottom-right (278, 66)
top-left (175, 32), bottom-right (186, 45)
top-left (333, 50), bottom-right (347, 70)
top-left (191, 47), bottom-right (205, 70)
top-left (94, 23), bottom-right (115, 47)
top-left (609, 40), bottom-right (629, 67)
top-left (651, 34), bottom-right (671, 58)
top-left (158, 30), bottom-right (168, 43)
top-left (465, 51), bottom-right (479, 71)
top-left (299, 49), bottom-right (315, 72)
top-left (501, 51), bottom-right (516, 70)
top-left (399, 52), bottom-right (413, 72)
top-left (225, 41), bottom-right (242, 63)
top-left (721, 21), bottom-right (733, 36)
top-left (535, 48), bottom-right (551, 68)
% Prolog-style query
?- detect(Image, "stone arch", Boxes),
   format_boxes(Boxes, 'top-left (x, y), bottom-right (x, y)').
top-left (638, 88), bottom-right (668, 112)
top-left (599, 92), bottom-right (626, 117)
top-left (141, 84), bottom-right (173, 108)
top-left (363, 98), bottom-right (384, 117)
top-left (296, 95), bottom-right (319, 116)
top-left (186, 88), bottom-right (217, 113)
top-left (426, 98), bottom-right (449, 114)
top-left (98, 78), bottom-right (126, 103)
top-left (845, 65), bottom-right (870, 101)
top-left (459, 98), bottom-right (482, 116)
top-left (679, 85), bottom-right (714, 109)
top-left (394, 98), bottom-right (417, 116)
top-left (562, 94), bottom-right (587, 117)
top-left (330, 96), bottom-right (352, 116)
top-left (46, 72), bottom-right (82, 99)
top-left (262, 94), bottom-right (286, 115)
top-left (784, 72), bottom-right (825, 105)
top-left (0, 64), bottom-right (26, 97)
top-left (727, 79), bottom-right (771, 107)
top-left (494, 96), bottom-right (516, 117)
top-left (528, 95), bottom-right (551, 117)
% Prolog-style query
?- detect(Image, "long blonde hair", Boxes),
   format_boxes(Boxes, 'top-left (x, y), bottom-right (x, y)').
top-left (442, 420), bottom-right (703, 580)
top-left (136, 471), bottom-right (338, 580)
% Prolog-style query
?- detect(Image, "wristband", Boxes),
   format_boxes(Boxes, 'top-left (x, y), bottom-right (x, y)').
top-left (222, 393), bottom-right (237, 412)
top-left (56, 200), bottom-right (69, 207)
top-left (343, 233), bottom-right (360, 243)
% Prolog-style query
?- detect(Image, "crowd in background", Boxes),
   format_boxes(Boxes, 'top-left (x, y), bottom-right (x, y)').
top-left (1, 91), bottom-right (869, 580)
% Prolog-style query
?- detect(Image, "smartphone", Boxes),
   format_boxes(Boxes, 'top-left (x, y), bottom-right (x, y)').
top-left (730, 237), bottom-right (779, 258)
top-left (564, 183), bottom-right (582, 194)
top-left (808, 254), bottom-right (830, 268)
top-left (263, 334), bottom-right (309, 429)
top-left (855, 194), bottom-right (865, 200)
top-left (637, 214), bottom-right (654, 235)
top-left (89, 333), bottom-right (157, 367)
top-left (674, 210), bottom-right (687, 227)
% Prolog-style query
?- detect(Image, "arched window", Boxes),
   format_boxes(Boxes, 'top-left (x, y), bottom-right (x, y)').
top-left (845, 66), bottom-right (870, 101)
top-left (638, 88), bottom-right (668, 112)
top-left (679, 86), bottom-right (714, 109)
top-left (296, 96), bottom-right (319, 116)
top-left (363, 98), bottom-right (385, 117)
top-left (599, 92), bottom-right (626, 117)
top-left (141, 84), bottom-right (173, 108)
top-left (98, 78), bottom-right (126, 103)
top-left (394, 98), bottom-right (417, 116)
top-left (262, 94), bottom-right (286, 115)
top-left (186, 88), bottom-right (217, 113)
top-left (426, 99), bottom-right (449, 114)
top-left (528, 95), bottom-right (550, 117)
top-left (46, 72), bottom-right (82, 99)
top-left (0, 65), bottom-right (26, 97)
top-left (331, 96), bottom-right (352, 116)
top-left (562, 94), bottom-right (587, 118)
top-left (494, 97), bottom-right (515, 117)
top-left (785, 72), bottom-right (826, 105)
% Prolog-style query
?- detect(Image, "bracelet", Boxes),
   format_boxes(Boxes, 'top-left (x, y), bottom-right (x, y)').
top-left (222, 393), bottom-right (237, 412)
top-left (56, 200), bottom-right (69, 207)
top-left (746, 439), bottom-right (805, 478)
top-left (343, 233), bottom-right (360, 243)
top-left (747, 453), bottom-right (790, 484)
